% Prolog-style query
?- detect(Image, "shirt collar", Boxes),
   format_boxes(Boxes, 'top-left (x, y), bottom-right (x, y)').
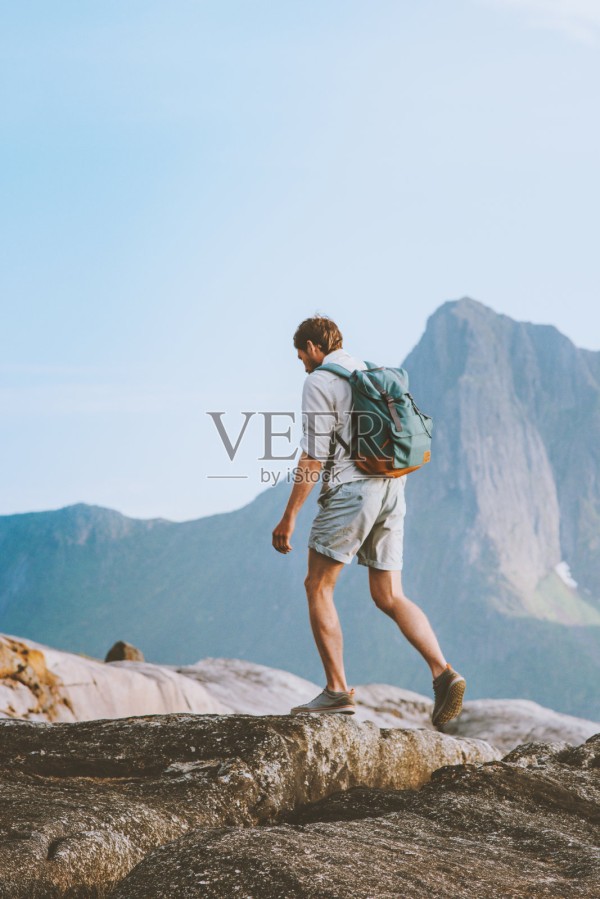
top-left (322, 349), bottom-right (348, 364)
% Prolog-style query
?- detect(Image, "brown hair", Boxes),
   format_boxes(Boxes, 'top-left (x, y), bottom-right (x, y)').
top-left (293, 316), bottom-right (343, 353)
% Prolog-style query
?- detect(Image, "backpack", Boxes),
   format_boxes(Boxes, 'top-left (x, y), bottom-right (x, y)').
top-left (315, 361), bottom-right (433, 478)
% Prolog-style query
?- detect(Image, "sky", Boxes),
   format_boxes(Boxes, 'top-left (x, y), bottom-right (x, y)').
top-left (1, 0), bottom-right (599, 521)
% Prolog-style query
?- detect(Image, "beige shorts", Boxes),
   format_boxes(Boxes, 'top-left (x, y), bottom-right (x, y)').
top-left (308, 477), bottom-right (406, 570)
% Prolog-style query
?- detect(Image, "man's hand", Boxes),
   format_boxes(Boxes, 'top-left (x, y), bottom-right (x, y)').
top-left (271, 452), bottom-right (322, 555)
top-left (272, 513), bottom-right (295, 554)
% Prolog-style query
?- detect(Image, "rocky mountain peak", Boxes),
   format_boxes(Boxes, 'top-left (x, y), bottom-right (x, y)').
top-left (404, 299), bottom-right (599, 622)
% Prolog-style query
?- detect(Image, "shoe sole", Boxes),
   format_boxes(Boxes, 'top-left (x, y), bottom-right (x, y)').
top-left (432, 677), bottom-right (466, 727)
top-left (290, 706), bottom-right (356, 715)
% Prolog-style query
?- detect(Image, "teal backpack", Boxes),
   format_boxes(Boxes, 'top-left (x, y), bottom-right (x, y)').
top-left (316, 361), bottom-right (433, 478)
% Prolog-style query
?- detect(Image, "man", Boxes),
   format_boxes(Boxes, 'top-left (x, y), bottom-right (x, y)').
top-left (272, 315), bottom-right (465, 727)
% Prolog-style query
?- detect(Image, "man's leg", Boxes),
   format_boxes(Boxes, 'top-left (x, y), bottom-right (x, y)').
top-left (368, 568), bottom-right (447, 679)
top-left (304, 548), bottom-right (348, 692)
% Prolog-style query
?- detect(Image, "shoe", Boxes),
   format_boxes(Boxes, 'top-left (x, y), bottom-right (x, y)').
top-left (291, 686), bottom-right (356, 715)
top-left (431, 664), bottom-right (466, 727)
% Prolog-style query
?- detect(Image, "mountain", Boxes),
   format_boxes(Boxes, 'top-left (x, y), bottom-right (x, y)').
top-left (1, 299), bottom-right (599, 716)
top-left (403, 298), bottom-right (600, 615)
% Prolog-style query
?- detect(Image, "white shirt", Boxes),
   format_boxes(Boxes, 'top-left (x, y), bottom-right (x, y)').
top-left (300, 348), bottom-right (368, 487)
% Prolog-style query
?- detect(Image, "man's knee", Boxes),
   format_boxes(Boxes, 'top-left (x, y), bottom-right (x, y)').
top-left (371, 584), bottom-right (407, 613)
top-left (304, 571), bottom-right (326, 598)
top-left (305, 554), bottom-right (343, 598)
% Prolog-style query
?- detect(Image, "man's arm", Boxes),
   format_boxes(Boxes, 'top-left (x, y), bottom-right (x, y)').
top-left (271, 451), bottom-right (322, 554)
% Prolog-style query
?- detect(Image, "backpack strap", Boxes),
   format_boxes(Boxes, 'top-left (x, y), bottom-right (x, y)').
top-left (313, 363), bottom-right (353, 480)
top-left (317, 360), bottom-right (381, 376)
top-left (364, 372), bottom-right (404, 432)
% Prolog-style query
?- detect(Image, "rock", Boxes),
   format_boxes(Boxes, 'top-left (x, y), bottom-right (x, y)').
top-left (1, 636), bottom-right (437, 729)
top-left (105, 641), bottom-right (145, 662)
top-left (179, 657), bottom-right (600, 751)
top-left (3, 635), bottom-right (599, 757)
top-left (443, 697), bottom-right (600, 754)
top-left (0, 633), bottom-right (227, 722)
top-left (0, 713), bottom-right (497, 897)
top-left (181, 659), bottom-right (435, 727)
top-left (352, 682), bottom-right (434, 729)
top-left (0, 635), bottom-right (71, 721)
top-left (113, 734), bottom-right (600, 898)
top-left (176, 657), bottom-right (325, 716)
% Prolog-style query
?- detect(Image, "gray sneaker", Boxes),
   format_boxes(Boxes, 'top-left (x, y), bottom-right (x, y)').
top-left (291, 686), bottom-right (356, 715)
top-left (432, 664), bottom-right (466, 727)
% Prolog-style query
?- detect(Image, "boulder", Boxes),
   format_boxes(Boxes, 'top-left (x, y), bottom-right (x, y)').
top-left (105, 641), bottom-right (145, 662)
top-left (113, 735), bottom-right (600, 898)
top-left (0, 713), bottom-right (497, 897)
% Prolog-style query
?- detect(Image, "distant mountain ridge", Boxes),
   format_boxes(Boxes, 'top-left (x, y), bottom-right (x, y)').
top-left (1, 299), bottom-right (599, 717)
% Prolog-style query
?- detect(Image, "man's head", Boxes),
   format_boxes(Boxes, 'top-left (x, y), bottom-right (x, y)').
top-left (293, 315), bottom-right (343, 373)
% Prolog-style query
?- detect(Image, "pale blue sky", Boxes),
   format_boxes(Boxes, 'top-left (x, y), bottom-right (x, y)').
top-left (1, 1), bottom-right (599, 520)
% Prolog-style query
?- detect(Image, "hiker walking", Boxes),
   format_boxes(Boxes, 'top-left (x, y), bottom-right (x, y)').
top-left (271, 315), bottom-right (465, 726)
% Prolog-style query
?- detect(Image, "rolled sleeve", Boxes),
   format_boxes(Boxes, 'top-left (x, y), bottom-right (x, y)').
top-left (300, 375), bottom-right (338, 461)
